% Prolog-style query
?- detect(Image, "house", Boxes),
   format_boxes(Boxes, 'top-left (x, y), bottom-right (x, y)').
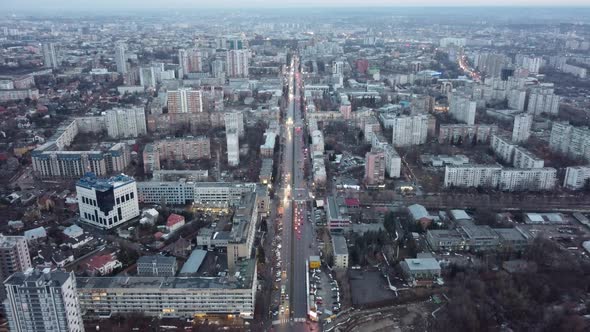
top-left (162, 237), bottom-right (192, 258)
top-left (166, 214), bottom-right (185, 233)
top-left (37, 194), bottom-right (55, 211)
top-left (52, 250), bottom-right (74, 268)
top-left (63, 224), bottom-right (84, 238)
top-left (408, 204), bottom-right (433, 229)
top-left (8, 220), bottom-right (24, 230)
top-left (85, 252), bottom-right (122, 276)
top-left (64, 233), bottom-right (93, 249)
top-left (24, 227), bottom-right (47, 242)
top-left (140, 208), bottom-right (159, 225)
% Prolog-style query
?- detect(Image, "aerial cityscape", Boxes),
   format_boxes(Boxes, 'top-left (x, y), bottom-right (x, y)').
top-left (0, 2), bottom-right (590, 332)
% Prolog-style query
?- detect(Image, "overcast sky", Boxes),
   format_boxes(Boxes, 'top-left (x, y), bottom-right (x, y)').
top-left (2, 0), bottom-right (589, 11)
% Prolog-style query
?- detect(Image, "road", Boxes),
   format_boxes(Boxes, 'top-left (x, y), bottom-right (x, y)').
top-left (275, 55), bottom-right (316, 331)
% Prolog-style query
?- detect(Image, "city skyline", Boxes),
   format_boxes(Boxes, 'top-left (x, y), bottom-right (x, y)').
top-left (0, 4), bottom-right (589, 332)
top-left (2, 0), bottom-right (590, 12)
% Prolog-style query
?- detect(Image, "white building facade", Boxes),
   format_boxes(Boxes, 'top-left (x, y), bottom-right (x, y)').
top-left (76, 174), bottom-right (139, 229)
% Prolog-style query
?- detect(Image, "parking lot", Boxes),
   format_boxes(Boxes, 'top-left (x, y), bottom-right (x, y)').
top-left (309, 267), bottom-right (341, 321)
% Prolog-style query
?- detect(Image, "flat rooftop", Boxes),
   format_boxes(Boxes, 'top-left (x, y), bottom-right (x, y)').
top-left (77, 259), bottom-right (255, 290)
top-left (332, 235), bottom-right (348, 256)
top-left (403, 258), bottom-right (441, 271)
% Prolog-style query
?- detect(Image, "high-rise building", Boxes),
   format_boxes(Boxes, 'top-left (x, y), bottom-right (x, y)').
top-left (154, 136), bottom-right (211, 161)
top-left (444, 164), bottom-right (502, 189)
top-left (384, 145), bottom-right (401, 178)
top-left (76, 173), bottom-right (139, 230)
top-left (512, 113), bottom-right (532, 143)
top-left (212, 59), bottom-right (225, 78)
top-left (449, 93), bottom-right (476, 125)
top-left (41, 42), bottom-right (58, 69)
top-left (178, 49), bottom-right (189, 78)
top-left (513, 147), bottom-right (544, 169)
top-left (444, 164), bottom-right (555, 191)
top-left (188, 49), bottom-right (203, 72)
top-left (390, 114), bottom-right (428, 147)
top-left (527, 86), bottom-right (560, 116)
top-left (473, 52), bottom-right (511, 78)
top-left (224, 111), bottom-right (244, 137)
top-left (498, 168), bottom-right (556, 191)
top-left (3, 269), bottom-right (85, 332)
top-left (139, 66), bottom-right (156, 88)
top-left (564, 166), bottom-right (590, 190)
top-left (364, 149), bottom-right (385, 185)
top-left (226, 128), bottom-right (240, 167)
top-left (105, 107), bottom-right (147, 138)
top-left (332, 61), bottom-right (344, 76)
top-left (226, 49), bottom-right (249, 78)
top-left (507, 89), bottom-right (526, 111)
top-left (438, 124), bottom-right (498, 144)
top-left (491, 134), bottom-right (517, 163)
top-left (0, 236), bottom-right (31, 284)
top-left (167, 88), bottom-right (203, 113)
top-left (115, 42), bottom-right (127, 74)
top-left (549, 122), bottom-right (590, 161)
top-left (516, 54), bottom-right (543, 74)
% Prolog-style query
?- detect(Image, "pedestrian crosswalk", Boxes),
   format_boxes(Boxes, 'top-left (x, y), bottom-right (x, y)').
top-left (272, 317), bottom-right (291, 325)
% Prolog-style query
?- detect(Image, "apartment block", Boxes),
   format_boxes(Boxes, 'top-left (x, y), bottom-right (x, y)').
top-left (449, 93), bottom-right (476, 125)
top-left (438, 124), bottom-right (497, 144)
top-left (390, 114), bottom-right (428, 147)
top-left (105, 106), bottom-right (147, 138)
top-left (564, 166), bottom-right (590, 190)
top-left (549, 122), bottom-right (590, 161)
top-left (4, 269), bottom-right (84, 332)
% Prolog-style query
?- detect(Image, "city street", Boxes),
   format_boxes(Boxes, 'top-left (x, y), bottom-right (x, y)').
top-left (273, 56), bottom-right (316, 331)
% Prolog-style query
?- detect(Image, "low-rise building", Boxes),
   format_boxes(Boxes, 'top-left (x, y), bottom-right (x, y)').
top-left (426, 220), bottom-right (532, 253)
top-left (332, 235), bottom-right (349, 269)
top-left (166, 214), bottom-right (186, 233)
top-left (327, 196), bottom-right (351, 230)
top-left (85, 252), bottom-right (122, 276)
top-left (400, 257), bottom-right (441, 285)
top-left (408, 204), bottom-right (433, 229)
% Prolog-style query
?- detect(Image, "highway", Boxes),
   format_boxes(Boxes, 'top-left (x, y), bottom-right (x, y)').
top-left (275, 55), bottom-right (316, 331)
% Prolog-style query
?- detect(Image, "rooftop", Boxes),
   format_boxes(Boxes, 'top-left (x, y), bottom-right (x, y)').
top-left (179, 249), bottom-right (207, 275)
top-left (332, 235), bottom-right (348, 255)
top-left (76, 173), bottom-right (135, 191)
top-left (4, 269), bottom-right (72, 287)
top-left (403, 258), bottom-right (441, 271)
top-left (77, 259), bottom-right (255, 290)
top-left (137, 255), bottom-right (177, 266)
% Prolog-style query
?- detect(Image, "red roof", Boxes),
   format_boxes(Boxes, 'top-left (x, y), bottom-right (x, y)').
top-left (154, 232), bottom-right (164, 240)
top-left (344, 198), bottom-right (360, 207)
top-left (166, 214), bottom-right (185, 227)
top-left (86, 253), bottom-right (115, 270)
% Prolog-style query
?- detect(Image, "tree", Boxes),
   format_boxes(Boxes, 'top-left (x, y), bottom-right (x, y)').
top-left (257, 245), bottom-right (266, 264)
top-left (260, 218), bottom-right (268, 233)
top-left (384, 212), bottom-right (396, 237)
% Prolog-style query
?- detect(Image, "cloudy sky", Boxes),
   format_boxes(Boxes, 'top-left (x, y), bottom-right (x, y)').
top-left (1, 0), bottom-right (589, 11)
